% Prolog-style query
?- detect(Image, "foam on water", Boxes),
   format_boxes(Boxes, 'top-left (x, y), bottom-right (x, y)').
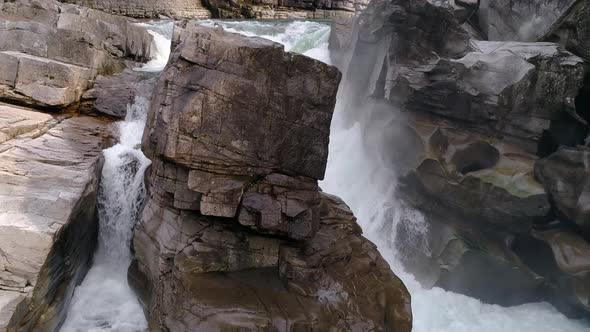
top-left (135, 21), bottom-right (173, 72)
top-left (199, 20), bottom-right (331, 64)
top-left (60, 22), bottom-right (172, 331)
top-left (217, 20), bottom-right (590, 332)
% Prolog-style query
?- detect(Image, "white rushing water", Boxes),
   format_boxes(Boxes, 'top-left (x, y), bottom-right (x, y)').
top-left (60, 23), bottom-right (172, 332)
top-left (211, 20), bottom-right (590, 332)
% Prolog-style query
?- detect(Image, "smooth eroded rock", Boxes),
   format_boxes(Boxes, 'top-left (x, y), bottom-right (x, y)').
top-left (0, 104), bottom-right (107, 331)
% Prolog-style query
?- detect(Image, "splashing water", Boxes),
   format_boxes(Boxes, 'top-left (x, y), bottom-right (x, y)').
top-left (60, 21), bottom-right (172, 331)
top-left (199, 20), bottom-right (331, 64)
top-left (135, 21), bottom-right (174, 72)
top-left (218, 20), bottom-right (590, 332)
top-left (60, 98), bottom-right (151, 332)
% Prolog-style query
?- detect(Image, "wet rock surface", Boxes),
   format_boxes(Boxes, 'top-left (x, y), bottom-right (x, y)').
top-left (131, 25), bottom-right (412, 331)
top-left (0, 104), bottom-right (107, 331)
top-left (332, 0), bottom-right (590, 318)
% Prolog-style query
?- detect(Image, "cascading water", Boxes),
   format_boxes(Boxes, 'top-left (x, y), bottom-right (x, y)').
top-left (211, 20), bottom-right (590, 332)
top-left (60, 23), bottom-right (172, 332)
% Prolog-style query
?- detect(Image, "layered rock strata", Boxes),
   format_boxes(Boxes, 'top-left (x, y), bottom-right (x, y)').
top-left (0, 0), bottom-right (153, 109)
top-left (60, 0), bottom-right (212, 19)
top-left (331, 0), bottom-right (590, 317)
top-left (0, 104), bottom-right (108, 331)
top-left (61, 0), bottom-right (368, 19)
top-left (130, 25), bottom-right (412, 331)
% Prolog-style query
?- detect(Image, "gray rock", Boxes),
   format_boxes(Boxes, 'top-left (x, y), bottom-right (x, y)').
top-left (59, 0), bottom-right (212, 19)
top-left (0, 104), bottom-right (107, 331)
top-left (402, 41), bottom-right (585, 152)
top-left (0, 0), bottom-right (154, 108)
top-left (535, 146), bottom-right (590, 235)
top-left (335, 0), bottom-right (590, 318)
top-left (478, 0), bottom-right (590, 60)
top-left (82, 69), bottom-right (159, 118)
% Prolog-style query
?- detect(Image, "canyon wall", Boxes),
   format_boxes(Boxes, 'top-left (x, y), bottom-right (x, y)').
top-left (0, 0), bottom-right (155, 330)
top-left (59, 0), bottom-right (211, 19)
top-left (60, 0), bottom-right (368, 19)
top-left (330, 0), bottom-right (590, 318)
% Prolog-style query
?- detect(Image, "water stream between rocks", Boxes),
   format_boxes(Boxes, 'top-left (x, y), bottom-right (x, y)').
top-left (60, 20), bottom-right (589, 332)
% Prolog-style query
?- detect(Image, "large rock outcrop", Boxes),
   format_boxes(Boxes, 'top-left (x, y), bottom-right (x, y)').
top-left (0, 0), bottom-right (153, 109)
top-left (60, 0), bottom-right (212, 19)
top-left (331, 0), bottom-right (590, 318)
top-left (60, 0), bottom-right (368, 19)
top-left (130, 26), bottom-right (412, 331)
top-left (0, 104), bottom-right (108, 331)
top-left (479, 0), bottom-right (590, 61)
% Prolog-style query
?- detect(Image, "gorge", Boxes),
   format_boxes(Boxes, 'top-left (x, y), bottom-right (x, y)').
top-left (0, 0), bottom-right (590, 331)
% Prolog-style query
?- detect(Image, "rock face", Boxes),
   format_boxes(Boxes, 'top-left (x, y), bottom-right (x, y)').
top-left (0, 104), bottom-right (107, 331)
top-left (332, 0), bottom-right (590, 318)
top-left (81, 69), bottom-right (159, 118)
top-left (479, 0), bottom-right (590, 61)
top-left (130, 26), bottom-right (412, 331)
top-left (0, 0), bottom-right (153, 109)
top-left (60, 0), bottom-right (212, 19)
top-left (61, 0), bottom-right (368, 19)
top-left (536, 147), bottom-right (590, 235)
top-left (204, 0), bottom-right (369, 18)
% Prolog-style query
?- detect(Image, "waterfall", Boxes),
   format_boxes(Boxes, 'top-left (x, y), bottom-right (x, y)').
top-left (60, 22), bottom-right (172, 332)
top-left (213, 20), bottom-right (590, 332)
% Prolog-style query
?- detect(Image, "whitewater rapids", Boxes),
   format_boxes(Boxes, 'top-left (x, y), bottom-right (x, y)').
top-left (209, 20), bottom-right (590, 332)
top-left (60, 22), bottom-right (172, 332)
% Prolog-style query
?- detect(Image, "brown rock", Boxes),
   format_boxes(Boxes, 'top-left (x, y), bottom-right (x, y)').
top-left (131, 25), bottom-right (412, 332)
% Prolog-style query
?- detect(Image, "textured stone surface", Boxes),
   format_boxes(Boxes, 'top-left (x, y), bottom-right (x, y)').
top-left (333, 0), bottom-right (590, 318)
top-left (536, 146), bottom-right (590, 235)
top-left (143, 26), bottom-right (340, 181)
top-left (82, 69), bottom-right (159, 118)
top-left (131, 25), bottom-right (412, 331)
top-left (0, 0), bottom-right (153, 108)
top-left (477, 0), bottom-right (590, 61)
top-left (60, 0), bottom-right (211, 19)
top-left (402, 41), bottom-right (585, 153)
top-left (0, 104), bottom-right (107, 331)
top-left (204, 0), bottom-right (368, 18)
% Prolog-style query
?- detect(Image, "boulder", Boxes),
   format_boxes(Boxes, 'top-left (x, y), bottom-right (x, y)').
top-left (535, 146), bottom-right (590, 235)
top-left (0, 104), bottom-right (107, 331)
top-left (131, 26), bottom-right (412, 331)
top-left (0, 0), bottom-right (154, 109)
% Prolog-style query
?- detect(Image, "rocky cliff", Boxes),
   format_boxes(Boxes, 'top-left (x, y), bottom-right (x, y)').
top-left (129, 25), bottom-right (412, 331)
top-left (60, 0), bottom-right (368, 19)
top-left (0, 104), bottom-right (107, 331)
top-left (0, 0), bottom-right (156, 330)
top-left (330, 0), bottom-right (590, 318)
top-left (60, 0), bottom-right (212, 19)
